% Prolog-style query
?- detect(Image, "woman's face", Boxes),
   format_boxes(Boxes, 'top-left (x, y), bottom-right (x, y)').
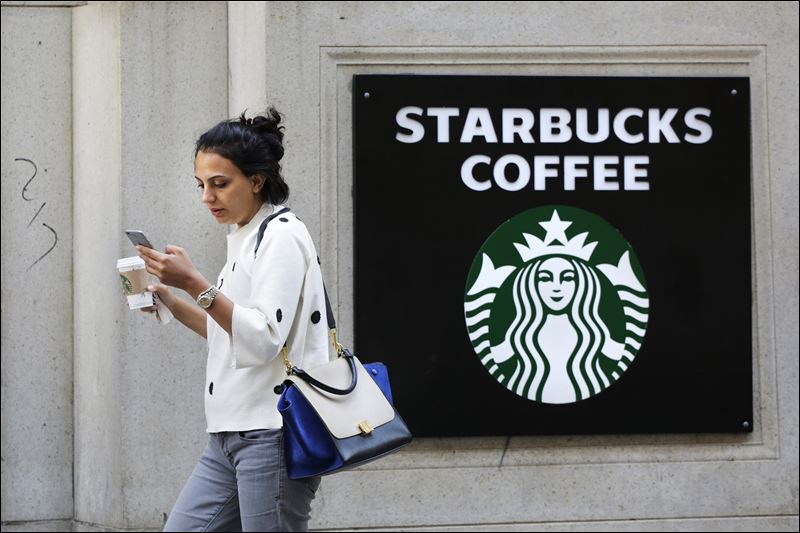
top-left (535, 257), bottom-right (577, 313)
top-left (194, 150), bottom-right (265, 228)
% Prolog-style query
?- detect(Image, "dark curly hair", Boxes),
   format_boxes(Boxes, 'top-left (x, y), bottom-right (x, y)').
top-left (194, 107), bottom-right (289, 205)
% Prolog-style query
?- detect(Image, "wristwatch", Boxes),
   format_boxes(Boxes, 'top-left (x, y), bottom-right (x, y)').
top-left (196, 285), bottom-right (219, 309)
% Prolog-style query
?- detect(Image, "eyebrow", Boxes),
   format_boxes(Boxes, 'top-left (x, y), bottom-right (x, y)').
top-left (194, 175), bottom-right (228, 181)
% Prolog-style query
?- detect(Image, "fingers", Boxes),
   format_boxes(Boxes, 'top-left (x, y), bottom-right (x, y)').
top-left (137, 247), bottom-right (161, 276)
top-left (137, 245), bottom-right (166, 260)
top-left (137, 246), bottom-right (152, 266)
top-left (143, 263), bottom-right (158, 277)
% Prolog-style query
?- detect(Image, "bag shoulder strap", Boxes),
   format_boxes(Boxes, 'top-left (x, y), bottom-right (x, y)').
top-left (253, 206), bottom-right (337, 332)
top-left (254, 206), bottom-right (292, 257)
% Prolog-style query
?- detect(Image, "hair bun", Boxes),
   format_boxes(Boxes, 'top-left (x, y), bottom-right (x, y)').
top-left (263, 133), bottom-right (284, 161)
top-left (239, 108), bottom-right (285, 161)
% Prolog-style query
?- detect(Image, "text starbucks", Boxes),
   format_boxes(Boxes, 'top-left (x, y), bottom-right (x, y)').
top-left (395, 106), bottom-right (713, 192)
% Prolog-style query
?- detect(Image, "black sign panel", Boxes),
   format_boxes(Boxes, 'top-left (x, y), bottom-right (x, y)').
top-left (353, 75), bottom-right (752, 436)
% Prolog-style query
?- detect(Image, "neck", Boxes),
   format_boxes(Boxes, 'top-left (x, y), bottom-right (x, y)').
top-left (237, 201), bottom-right (266, 229)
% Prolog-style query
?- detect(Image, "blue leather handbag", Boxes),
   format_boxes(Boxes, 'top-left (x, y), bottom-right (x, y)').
top-left (277, 347), bottom-right (412, 479)
top-left (258, 208), bottom-right (412, 479)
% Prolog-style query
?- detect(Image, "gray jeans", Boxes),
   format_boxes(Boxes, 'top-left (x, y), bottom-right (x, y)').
top-left (164, 429), bottom-right (322, 532)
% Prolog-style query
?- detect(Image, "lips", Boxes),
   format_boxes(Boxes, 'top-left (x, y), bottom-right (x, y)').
top-left (211, 208), bottom-right (225, 217)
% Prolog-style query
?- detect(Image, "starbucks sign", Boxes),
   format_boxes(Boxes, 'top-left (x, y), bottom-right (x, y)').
top-left (465, 206), bottom-right (648, 404)
top-left (353, 74), bottom-right (753, 436)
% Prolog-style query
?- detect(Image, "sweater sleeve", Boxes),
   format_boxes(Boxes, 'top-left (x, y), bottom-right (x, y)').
top-left (230, 225), bottom-right (309, 369)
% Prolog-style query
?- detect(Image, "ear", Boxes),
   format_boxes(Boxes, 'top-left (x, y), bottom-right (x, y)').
top-left (252, 174), bottom-right (267, 193)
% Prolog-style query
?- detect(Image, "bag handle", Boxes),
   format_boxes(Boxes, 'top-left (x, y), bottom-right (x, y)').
top-left (288, 348), bottom-right (359, 395)
top-left (254, 206), bottom-right (346, 375)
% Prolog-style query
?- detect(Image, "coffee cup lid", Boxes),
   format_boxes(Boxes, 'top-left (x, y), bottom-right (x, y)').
top-left (117, 256), bottom-right (145, 270)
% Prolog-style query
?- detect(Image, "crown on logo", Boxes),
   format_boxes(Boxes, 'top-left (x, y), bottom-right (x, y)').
top-left (514, 210), bottom-right (598, 262)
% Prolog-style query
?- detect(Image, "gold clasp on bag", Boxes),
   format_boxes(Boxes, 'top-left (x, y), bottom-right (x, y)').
top-left (330, 329), bottom-right (345, 357)
top-left (282, 327), bottom-right (345, 375)
top-left (358, 420), bottom-right (374, 435)
top-left (281, 345), bottom-right (293, 375)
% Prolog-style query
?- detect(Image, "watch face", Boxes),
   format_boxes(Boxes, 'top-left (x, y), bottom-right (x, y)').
top-left (198, 287), bottom-right (216, 307)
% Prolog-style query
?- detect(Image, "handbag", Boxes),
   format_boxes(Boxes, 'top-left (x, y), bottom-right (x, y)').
top-left (256, 208), bottom-right (412, 479)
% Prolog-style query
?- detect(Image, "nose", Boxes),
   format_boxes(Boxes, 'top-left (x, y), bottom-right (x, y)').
top-left (201, 185), bottom-right (215, 205)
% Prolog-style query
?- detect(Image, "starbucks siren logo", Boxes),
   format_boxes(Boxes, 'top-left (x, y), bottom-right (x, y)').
top-left (464, 206), bottom-right (649, 404)
top-left (120, 274), bottom-right (133, 295)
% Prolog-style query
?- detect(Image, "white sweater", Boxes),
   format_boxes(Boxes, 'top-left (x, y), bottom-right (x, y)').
top-left (204, 202), bottom-right (333, 432)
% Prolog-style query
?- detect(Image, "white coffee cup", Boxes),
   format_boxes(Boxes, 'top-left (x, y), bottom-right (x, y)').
top-left (117, 256), bottom-right (155, 309)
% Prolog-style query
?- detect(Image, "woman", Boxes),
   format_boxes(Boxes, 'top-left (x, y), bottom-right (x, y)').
top-left (491, 255), bottom-right (625, 403)
top-left (137, 108), bottom-right (328, 531)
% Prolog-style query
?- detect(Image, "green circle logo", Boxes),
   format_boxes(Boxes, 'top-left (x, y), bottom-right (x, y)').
top-left (464, 206), bottom-right (649, 404)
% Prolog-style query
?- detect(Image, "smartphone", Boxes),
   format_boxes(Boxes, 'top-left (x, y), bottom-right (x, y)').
top-left (126, 230), bottom-right (155, 249)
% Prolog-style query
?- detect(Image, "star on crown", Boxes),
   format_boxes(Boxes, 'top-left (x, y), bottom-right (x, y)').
top-left (513, 210), bottom-right (598, 262)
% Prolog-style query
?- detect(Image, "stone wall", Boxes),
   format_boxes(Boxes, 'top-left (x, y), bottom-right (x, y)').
top-left (1, 2), bottom-right (797, 531)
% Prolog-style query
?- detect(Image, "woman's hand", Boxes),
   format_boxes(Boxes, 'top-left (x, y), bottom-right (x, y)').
top-left (137, 245), bottom-right (203, 293)
top-left (139, 282), bottom-right (178, 314)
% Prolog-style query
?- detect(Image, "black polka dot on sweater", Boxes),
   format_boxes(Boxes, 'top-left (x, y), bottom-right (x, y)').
top-left (317, 256), bottom-right (321, 265)
top-left (279, 217), bottom-right (289, 222)
top-left (311, 311), bottom-right (321, 324)
top-left (277, 309), bottom-right (283, 322)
